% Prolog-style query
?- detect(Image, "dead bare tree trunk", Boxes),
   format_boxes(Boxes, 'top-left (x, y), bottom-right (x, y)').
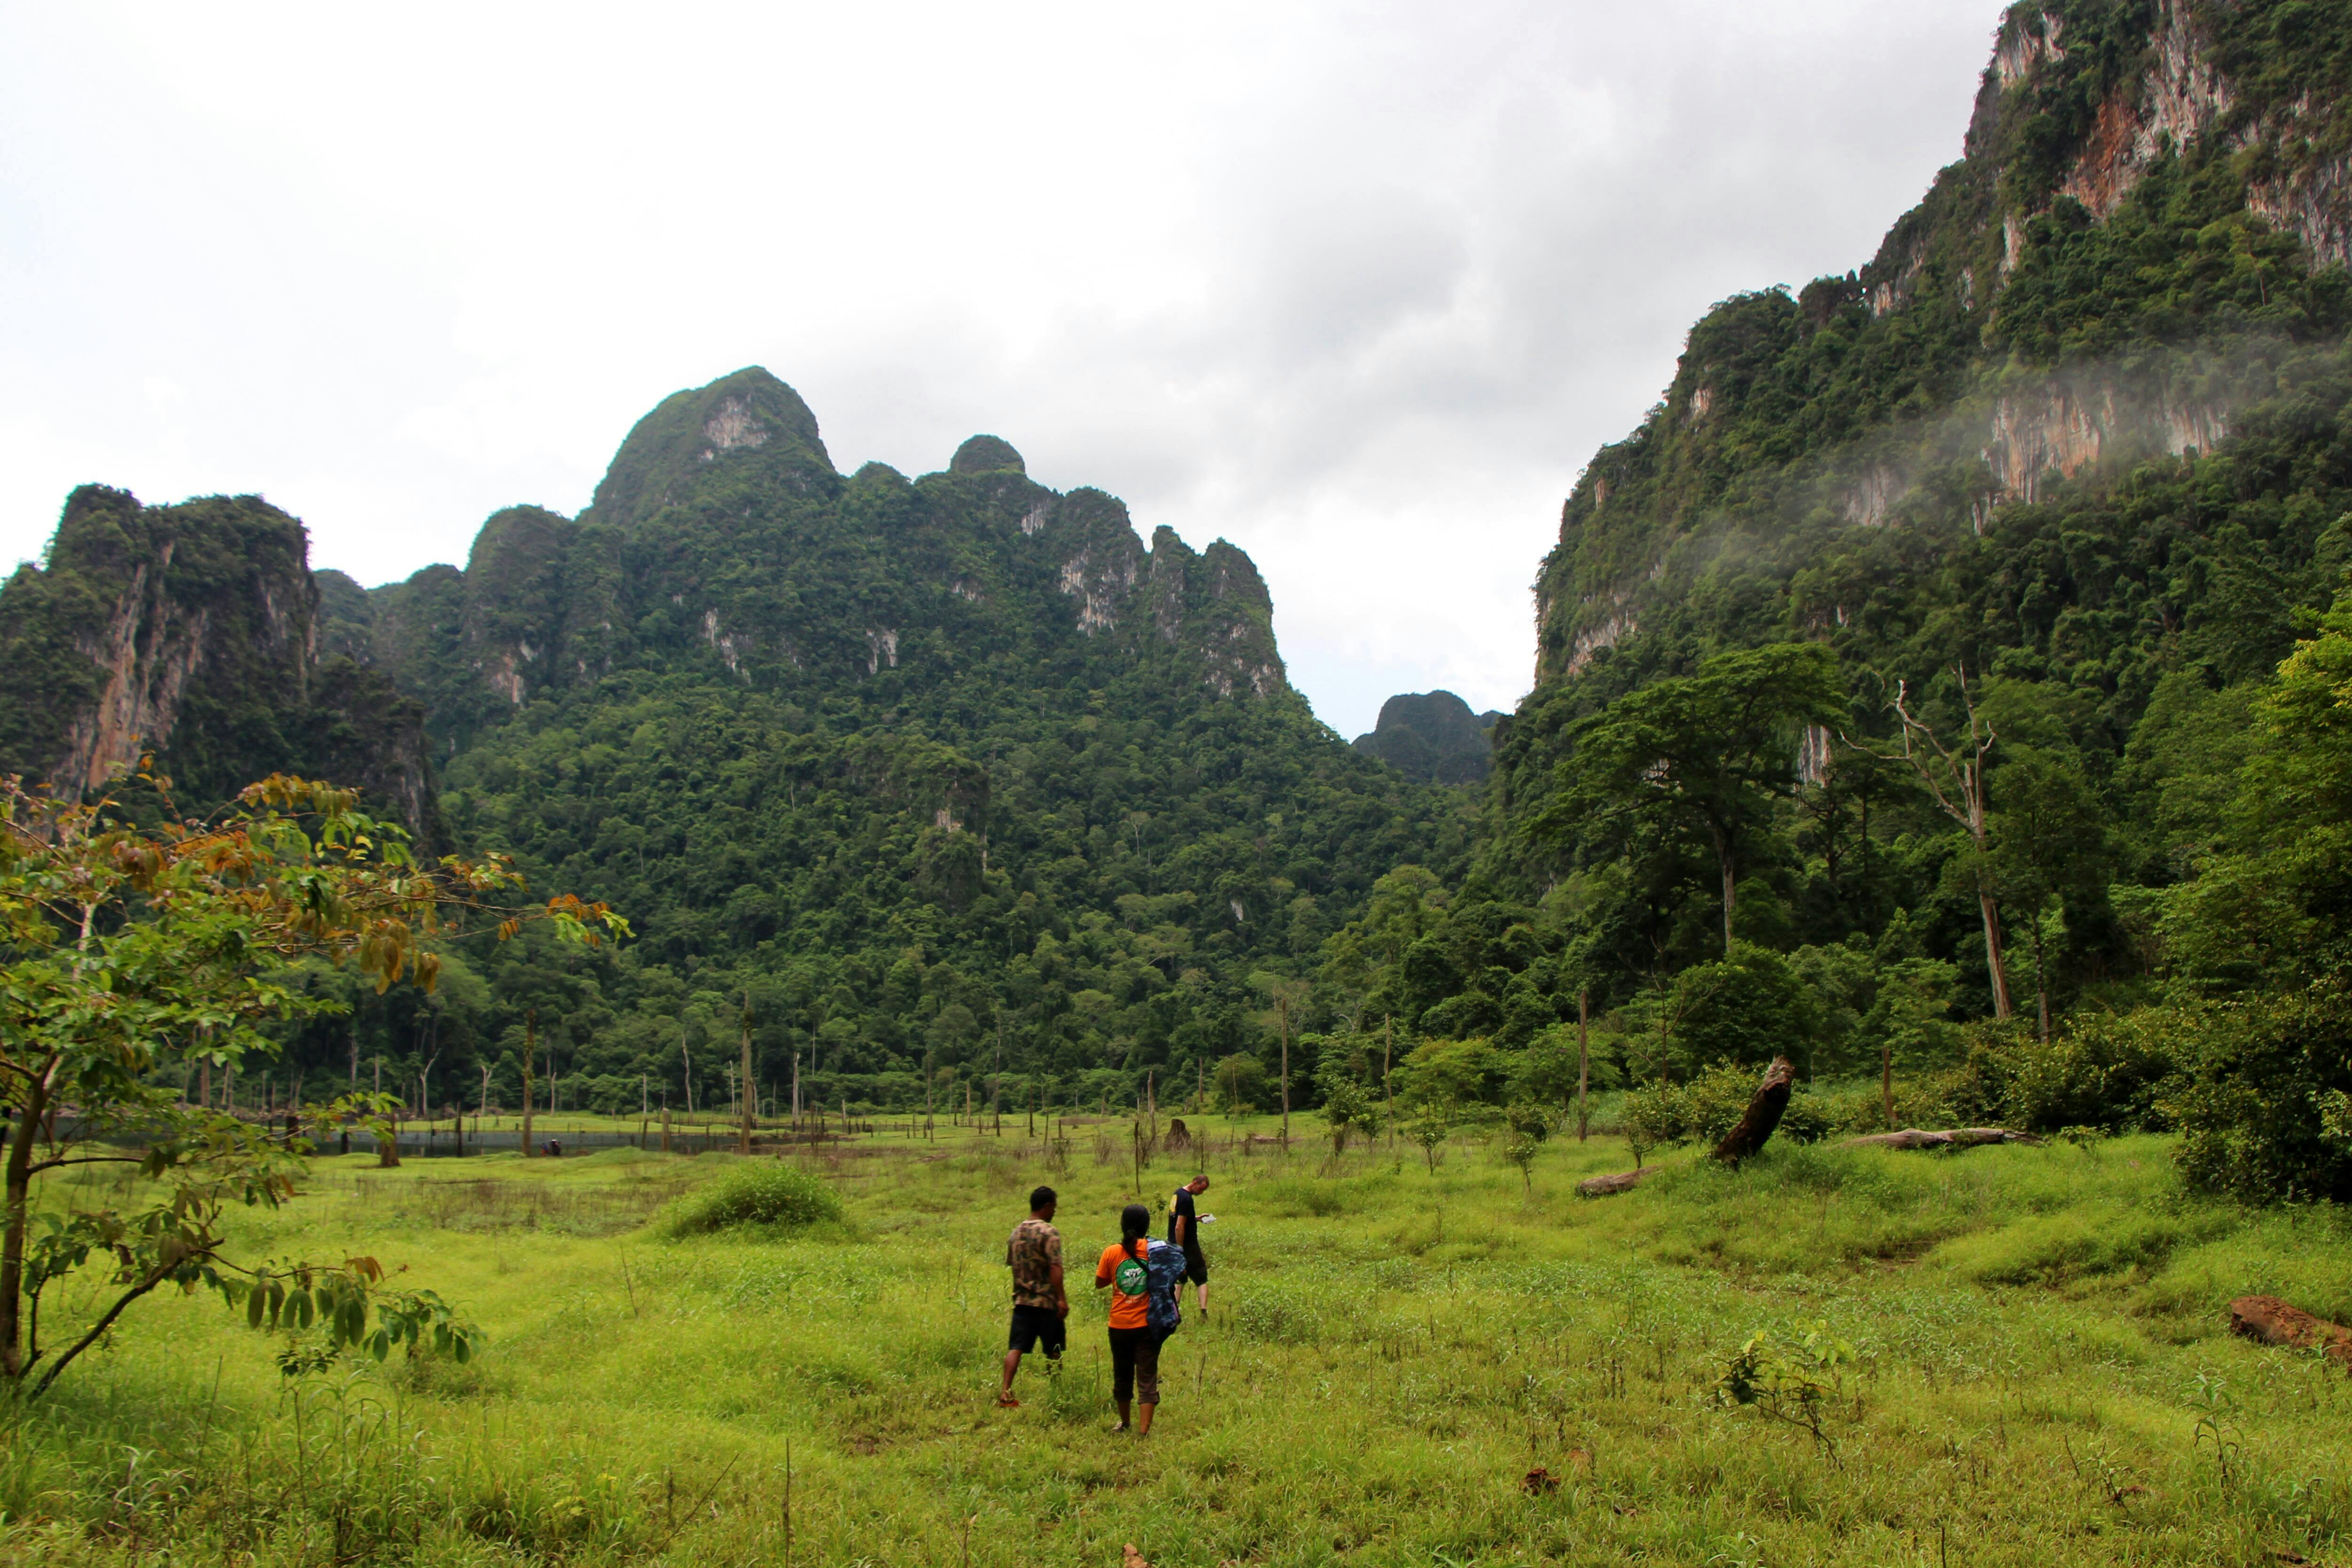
top-left (1575, 988), bottom-right (1590, 1143)
top-left (1852, 667), bottom-right (2013, 1019)
top-left (1712, 1056), bottom-right (1795, 1165)
top-left (739, 992), bottom-right (755, 1156)
top-left (520, 1009), bottom-right (537, 1158)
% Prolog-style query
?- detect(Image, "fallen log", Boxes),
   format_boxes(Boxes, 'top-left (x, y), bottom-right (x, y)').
top-left (2230, 1295), bottom-right (2352, 1369)
top-left (1575, 1166), bottom-right (1657, 1197)
top-left (1711, 1056), bottom-right (1795, 1166)
top-left (1843, 1127), bottom-right (2046, 1150)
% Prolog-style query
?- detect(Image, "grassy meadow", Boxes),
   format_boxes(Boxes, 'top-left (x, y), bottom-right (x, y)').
top-left (8, 1110), bottom-right (2352, 1567)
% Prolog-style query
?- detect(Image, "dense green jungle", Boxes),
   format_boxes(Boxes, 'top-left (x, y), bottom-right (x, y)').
top-left (5, 0), bottom-right (2352, 1210)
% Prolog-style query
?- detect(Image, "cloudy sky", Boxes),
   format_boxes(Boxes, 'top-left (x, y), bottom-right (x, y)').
top-left (0, 0), bottom-right (1997, 738)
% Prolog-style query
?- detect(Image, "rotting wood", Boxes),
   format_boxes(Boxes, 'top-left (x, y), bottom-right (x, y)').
top-left (1575, 1166), bottom-right (1656, 1197)
top-left (1711, 1055), bottom-right (1796, 1166)
top-left (2230, 1295), bottom-right (2352, 1369)
top-left (1842, 1127), bottom-right (2046, 1150)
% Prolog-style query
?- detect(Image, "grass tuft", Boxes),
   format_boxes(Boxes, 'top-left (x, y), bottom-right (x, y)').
top-left (660, 1161), bottom-right (843, 1235)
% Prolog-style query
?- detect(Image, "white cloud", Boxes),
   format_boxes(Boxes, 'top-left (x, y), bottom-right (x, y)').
top-left (0, 0), bottom-right (1997, 735)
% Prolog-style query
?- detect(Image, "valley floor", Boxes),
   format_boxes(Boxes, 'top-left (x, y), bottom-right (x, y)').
top-left (7, 1117), bottom-right (2352, 1567)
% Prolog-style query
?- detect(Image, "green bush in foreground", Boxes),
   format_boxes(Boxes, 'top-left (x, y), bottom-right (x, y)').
top-left (662, 1162), bottom-right (842, 1235)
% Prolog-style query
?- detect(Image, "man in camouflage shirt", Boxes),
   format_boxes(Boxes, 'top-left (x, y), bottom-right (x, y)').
top-left (999, 1185), bottom-right (1066, 1407)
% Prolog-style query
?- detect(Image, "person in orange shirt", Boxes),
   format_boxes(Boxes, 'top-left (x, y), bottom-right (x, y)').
top-left (1095, 1202), bottom-right (1162, 1435)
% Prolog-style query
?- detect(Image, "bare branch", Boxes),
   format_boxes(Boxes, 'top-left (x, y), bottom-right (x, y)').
top-left (27, 1260), bottom-right (183, 1400)
top-left (23, 1154), bottom-right (146, 1176)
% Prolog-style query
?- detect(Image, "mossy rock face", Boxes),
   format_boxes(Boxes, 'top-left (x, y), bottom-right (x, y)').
top-left (950, 435), bottom-right (1024, 476)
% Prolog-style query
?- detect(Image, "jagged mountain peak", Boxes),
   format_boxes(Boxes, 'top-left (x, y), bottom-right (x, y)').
top-left (326, 372), bottom-right (1292, 725)
top-left (582, 366), bottom-right (834, 532)
top-left (1352, 690), bottom-right (1494, 786)
top-left (950, 434), bottom-right (1025, 476)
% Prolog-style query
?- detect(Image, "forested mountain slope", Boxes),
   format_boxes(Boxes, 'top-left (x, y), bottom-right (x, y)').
top-left (1315, 0), bottom-right (2352, 1200)
top-left (1, 368), bottom-right (1467, 1115)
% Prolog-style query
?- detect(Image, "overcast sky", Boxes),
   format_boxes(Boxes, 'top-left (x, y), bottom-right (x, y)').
top-left (0, 0), bottom-right (1998, 738)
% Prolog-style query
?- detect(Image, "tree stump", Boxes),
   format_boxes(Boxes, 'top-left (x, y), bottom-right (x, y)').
top-left (2230, 1295), bottom-right (2352, 1369)
top-left (1711, 1056), bottom-right (1796, 1166)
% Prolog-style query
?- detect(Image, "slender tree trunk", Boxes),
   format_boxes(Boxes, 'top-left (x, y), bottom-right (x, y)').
top-left (1978, 890), bottom-right (2014, 1020)
top-left (1, 1059), bottom-right (60, 1382)
top-left (1278, 997), bottom-right (1290, 1151)
top-left (1881, 1039), bottom-right (1893, 1130)
top-left (521, 1010), bottom-right (538, 1158)
top-left (1709, 821), bottom-right (1737, 953)
top-left (2031, 922), bottom-right (2051, 1043)
top-left (1383, 1014), bottom-right (1394, 1154)
top-left (1720, 860), bottom-right (1737, 952)
top-left (1576, 988), bottom-right (1590, 1143)
top-left (739, 1000), bottom-right (755, 1156)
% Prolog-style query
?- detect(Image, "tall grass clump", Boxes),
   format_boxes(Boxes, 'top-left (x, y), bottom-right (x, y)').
top-left (662, 1162), bottom-right (842, 1235)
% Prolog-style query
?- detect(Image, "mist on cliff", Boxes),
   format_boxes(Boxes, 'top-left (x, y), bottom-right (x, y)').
top-left (0, 0), bottom-right (1995, 736)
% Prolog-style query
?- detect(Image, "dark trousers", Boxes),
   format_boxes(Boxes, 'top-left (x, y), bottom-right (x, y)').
top-left (1108, 1326), bottom-right (1163, 1405)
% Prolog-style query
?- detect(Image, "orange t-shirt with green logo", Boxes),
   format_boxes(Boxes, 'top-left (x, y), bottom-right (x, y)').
top-left (1096, 1244), bottom-right (1152, 1329)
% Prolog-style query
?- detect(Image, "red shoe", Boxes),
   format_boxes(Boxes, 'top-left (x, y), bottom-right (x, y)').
top-left (996, 1395), bottom-right (1021, 1408)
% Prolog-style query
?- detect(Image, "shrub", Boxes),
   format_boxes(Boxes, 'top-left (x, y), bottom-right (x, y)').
top-left (2168, 991), bottom-right (2352, 1204)
top-left (1811, 1070), bottom-right (1974, 1137)
top-left (1509, 1024), bottom-right (1623, 1104)
top-left (1618, 1079), bottom-right (1691, 1158)
top-left (1394, 1037), bottom-right (1507, 1107)
top-left (1956, 1011), bottom-right (2189, 1133)
top-left (1615, 1061), bottom-right (1770, 1150)
top-left (1684, 1061), bottom-right (1764, 1145)
top-left (1776, 1091), bottom-right (1834, 1145)
top-left (663, 1162), bottom-right (843, 1236)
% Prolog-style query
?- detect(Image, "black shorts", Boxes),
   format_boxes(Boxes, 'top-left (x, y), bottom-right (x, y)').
top-left (1009, 1305), bottom-right (1065, 1356)
top-left (1183, 1244), bottom-right (1208, 1285)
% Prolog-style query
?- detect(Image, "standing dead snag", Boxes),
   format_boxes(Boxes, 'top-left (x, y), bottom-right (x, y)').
top-left (1711, 1056), bottom-right (1796, 1166)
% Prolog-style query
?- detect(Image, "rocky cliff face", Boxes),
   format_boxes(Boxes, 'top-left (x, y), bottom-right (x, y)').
top-left (1530, 0), bottom-right (2352, 689)
top-left (0, 487), bottom-right (444, 844)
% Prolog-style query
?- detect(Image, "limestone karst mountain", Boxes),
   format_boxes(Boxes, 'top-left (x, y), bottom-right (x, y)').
top-left (1351, 691), bottom-right (1501, 785)
top-left (1393, 0), bottom-right (2352, 1051)
top-left (0, 369), bottom-right (1466, 1104)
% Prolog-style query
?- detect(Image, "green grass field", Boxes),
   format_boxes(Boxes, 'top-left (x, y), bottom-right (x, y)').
top-left (8, 1112), bottom-right (2352, 1567)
